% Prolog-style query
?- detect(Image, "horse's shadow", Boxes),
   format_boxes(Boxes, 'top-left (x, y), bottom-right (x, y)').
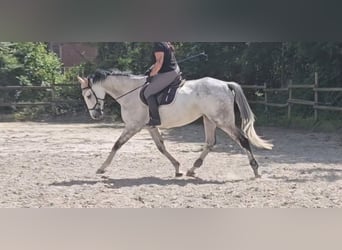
top-left (50, 176), bottom-right (240, 189)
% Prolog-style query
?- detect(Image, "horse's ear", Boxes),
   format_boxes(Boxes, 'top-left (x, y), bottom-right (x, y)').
top-left (77, 76), bottom-right (85, 84)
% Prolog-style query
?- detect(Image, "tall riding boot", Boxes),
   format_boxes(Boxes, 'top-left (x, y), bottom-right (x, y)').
top-left (146, 96), bottom-right (161, 126)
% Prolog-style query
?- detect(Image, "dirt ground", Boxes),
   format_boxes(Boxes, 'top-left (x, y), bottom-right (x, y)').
top-left (0, 122), bottom-right (341, 207)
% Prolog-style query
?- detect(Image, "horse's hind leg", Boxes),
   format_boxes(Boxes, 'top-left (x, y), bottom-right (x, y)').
top-left (148, 128), bottom-right (182, 177)
top-left (186, 116), bottom-right (216, 177)
top-left (220, 125), bottom-right (260, 178)
top-left (96, 126), bottom-right (141, 174)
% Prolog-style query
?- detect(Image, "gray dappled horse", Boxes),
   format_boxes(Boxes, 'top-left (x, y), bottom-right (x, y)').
top-left (77, 70), bottom-right (273, 178)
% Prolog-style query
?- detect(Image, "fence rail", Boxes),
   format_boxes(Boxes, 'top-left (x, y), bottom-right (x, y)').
top-left (0, 86), bottom-right (52, 90)
top-left (0, 73), bottom-right (341, 121)
top-left (0, 102), bottom-right (52, 107)
top-left (240, 72), bottom-right (341, 121)
top-left (0, 83), bottom-right (77, 109)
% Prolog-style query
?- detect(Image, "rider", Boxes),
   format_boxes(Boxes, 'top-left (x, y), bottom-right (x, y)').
top-left (144, 42), bottom-right (180, 127)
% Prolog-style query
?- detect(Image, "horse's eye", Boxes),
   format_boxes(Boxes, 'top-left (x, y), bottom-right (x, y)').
top-left (86, 93), bottom-right (92, 99)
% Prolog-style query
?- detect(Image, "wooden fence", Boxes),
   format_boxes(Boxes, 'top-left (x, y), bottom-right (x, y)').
top-left (0, 72), bottom-right (342, 121)
top-left (0, 83), bottom-right (79, 110)
top-left (240, 72), bottom-right (342, 121)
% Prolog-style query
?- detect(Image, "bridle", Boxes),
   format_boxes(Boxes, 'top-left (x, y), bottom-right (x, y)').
top-left (81, 79), bottom-right (105, 112)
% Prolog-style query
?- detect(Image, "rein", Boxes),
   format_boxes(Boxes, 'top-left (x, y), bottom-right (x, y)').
top-left (83, 78), bottom-right (146, 111)
top-left (89, 69), bottom-right (146, 102)
top-left (87, 51), bottom-right (207, 103)
top-left (113, 83), bottom-right (146, 101)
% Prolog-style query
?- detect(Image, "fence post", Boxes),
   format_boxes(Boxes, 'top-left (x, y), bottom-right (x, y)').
top-left (264, 82), bottom-right (268, 113)
top-left (288, 79), bottom-right (292, 119)
top-left (314, 72), bottom-right (318, 121)
top-left (51, 80), bottom-right (56, 114)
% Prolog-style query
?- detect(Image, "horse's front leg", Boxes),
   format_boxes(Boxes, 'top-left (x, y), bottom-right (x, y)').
top-left (96, 126), bottom-right (142, 174)
top-left (148, 127), bottom-right (182, 177)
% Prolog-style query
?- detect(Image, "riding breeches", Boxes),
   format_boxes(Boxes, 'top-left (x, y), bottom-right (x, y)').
top-left (144, 69), bottom-right (179, 99)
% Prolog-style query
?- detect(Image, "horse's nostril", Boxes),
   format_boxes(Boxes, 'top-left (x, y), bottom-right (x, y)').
top-left (92, 110), bottom-right (103, 120)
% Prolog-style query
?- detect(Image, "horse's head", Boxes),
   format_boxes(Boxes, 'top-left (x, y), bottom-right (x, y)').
top-left (77, 76), bottom-right (105, 120)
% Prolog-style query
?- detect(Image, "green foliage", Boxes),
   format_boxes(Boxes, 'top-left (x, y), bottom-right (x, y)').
top-left (12, 42), bottom-right (64, 85)
top-left (0, 42), bottom-right (22, 83)
top-left (0, 42), bottom-right (65, 86)
top-left (0, 42), bottom-right (65, 117)
top-left (97, 42), bottom-right (152, 74)
top-left (0, 43), bottom-right (22, 112)
top-left (13, 106), bottom-right (48, 121)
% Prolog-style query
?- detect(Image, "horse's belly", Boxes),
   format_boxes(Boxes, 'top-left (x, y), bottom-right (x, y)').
top-left (159, 102), bottom-right (201, 128)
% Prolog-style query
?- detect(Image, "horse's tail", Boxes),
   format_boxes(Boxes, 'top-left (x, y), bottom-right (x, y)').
top-left (227, 82), bottom-right (273, 150)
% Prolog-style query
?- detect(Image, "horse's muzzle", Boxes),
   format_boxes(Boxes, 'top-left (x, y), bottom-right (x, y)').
top-left (90, 109), bottom-right (104, 120)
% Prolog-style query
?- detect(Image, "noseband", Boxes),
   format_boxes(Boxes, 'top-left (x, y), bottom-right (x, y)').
top-left (81, 83), bottom-right (105, 112)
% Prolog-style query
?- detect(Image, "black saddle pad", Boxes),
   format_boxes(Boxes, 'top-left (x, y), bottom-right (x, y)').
top-left (140, 75), bottom-right (184, 106)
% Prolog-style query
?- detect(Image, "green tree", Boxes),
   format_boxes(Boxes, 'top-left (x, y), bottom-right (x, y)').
top-left (13, 42), bottom-right (64, 85)
top-left (97, 42), bottom-right (153, 74)
top-left (0, 42), bottom-right (65, 116)
top-left (0, 42), bottom-right (22, 85)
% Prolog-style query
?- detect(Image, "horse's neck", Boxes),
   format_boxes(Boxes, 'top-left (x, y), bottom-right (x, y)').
top-left (103, 75), bottom-right (145, 99)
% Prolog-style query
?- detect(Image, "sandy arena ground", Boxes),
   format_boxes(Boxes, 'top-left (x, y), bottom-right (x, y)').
top-left (0, 122), bottom-right (341, 207)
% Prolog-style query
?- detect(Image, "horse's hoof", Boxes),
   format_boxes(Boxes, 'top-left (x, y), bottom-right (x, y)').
top-left (96, 169), bottom-right (105, 174)
top-left (186, 171), bottom-right (196, 177)
top-left (175, 172), bottom-right (183, 177)
top-left (254, 174), bottom-right (261, 179)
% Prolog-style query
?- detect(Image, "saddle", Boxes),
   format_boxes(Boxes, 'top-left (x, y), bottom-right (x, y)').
top-left (140, 75), bottom-right (185, 106)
